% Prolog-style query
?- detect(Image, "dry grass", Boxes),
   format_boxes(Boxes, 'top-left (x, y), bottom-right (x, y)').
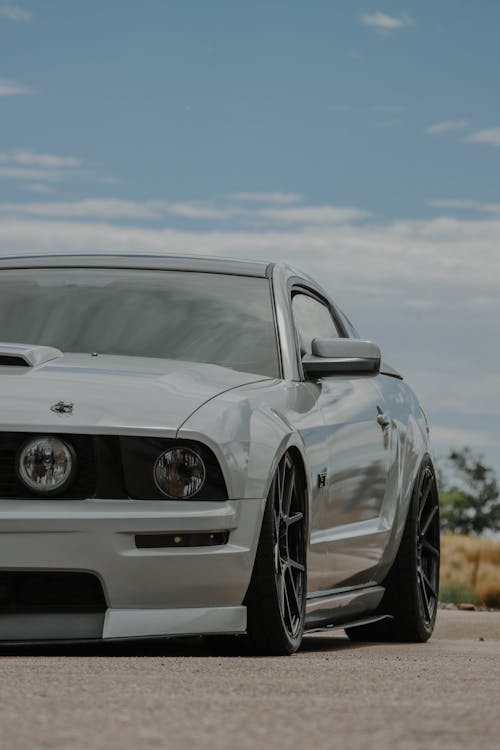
top-left (440, 533), bottom-right (500, 608)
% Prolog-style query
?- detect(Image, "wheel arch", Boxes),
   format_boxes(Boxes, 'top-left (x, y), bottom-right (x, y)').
top-left (376, 450), bottom-right (436, 583)
top-left (260, 436), bottom-right (310, 511)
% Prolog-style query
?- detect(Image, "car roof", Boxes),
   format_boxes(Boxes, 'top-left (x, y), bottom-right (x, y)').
top-left (0, 252), bottom-right (273, 278)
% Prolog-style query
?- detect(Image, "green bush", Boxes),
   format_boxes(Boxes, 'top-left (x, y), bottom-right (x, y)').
top-left (439, 580), bottom-right (476, 605)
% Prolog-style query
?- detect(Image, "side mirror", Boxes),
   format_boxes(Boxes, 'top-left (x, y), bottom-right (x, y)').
top-left (302, 337), bottom-right (381, 377)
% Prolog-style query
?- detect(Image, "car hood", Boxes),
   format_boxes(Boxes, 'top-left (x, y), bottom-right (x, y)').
top-left (0, 352), bottom-right (272, 435)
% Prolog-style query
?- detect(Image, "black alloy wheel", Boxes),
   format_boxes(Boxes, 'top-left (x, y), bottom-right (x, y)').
top-left (272, 453), bottom-right (307, 640)
top-left (346, 456), bottom-right (440, 643)
top-left (416, 464), bottom-right (440, 628)
top-left (245, 451), bottom-right (307, 655)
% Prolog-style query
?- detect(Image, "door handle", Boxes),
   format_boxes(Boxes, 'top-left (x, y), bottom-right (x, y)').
top-left (376, 410), bottom-right (391, 428)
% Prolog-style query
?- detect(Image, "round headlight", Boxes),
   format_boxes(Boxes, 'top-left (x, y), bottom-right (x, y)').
top-left (154, 447), bottom-right (206, 499)
top-left (17, 436), bottom-right (77, 495)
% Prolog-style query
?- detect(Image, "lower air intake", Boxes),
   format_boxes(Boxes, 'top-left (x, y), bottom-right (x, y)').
top-left (0, 571), bottom-right (107, 613)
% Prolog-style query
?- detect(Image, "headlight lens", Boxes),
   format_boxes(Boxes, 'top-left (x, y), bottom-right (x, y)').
top-left (17, 436), bottom-right (76, 495)
top-left (153, 447), bottom-right (206, 499)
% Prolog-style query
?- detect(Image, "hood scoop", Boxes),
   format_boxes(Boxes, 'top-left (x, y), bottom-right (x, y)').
top-left (0, 343), bottom-right (64, 368)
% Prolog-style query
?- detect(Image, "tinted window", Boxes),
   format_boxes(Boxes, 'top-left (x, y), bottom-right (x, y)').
top-left (292, 293), bottom-right (340, 354)
top-left (0, 269), bottom-right (280, 378)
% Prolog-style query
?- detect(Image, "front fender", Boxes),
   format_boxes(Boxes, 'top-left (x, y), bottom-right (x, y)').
top-left (176, 383), bottom-right (309, 502)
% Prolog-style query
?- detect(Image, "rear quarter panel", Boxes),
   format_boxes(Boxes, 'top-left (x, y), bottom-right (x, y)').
top-left (373, 372), bottom-right (432, 580)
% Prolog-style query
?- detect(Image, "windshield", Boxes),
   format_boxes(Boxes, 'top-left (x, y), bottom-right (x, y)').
top-left (0, 267), bottom-right (280, 378)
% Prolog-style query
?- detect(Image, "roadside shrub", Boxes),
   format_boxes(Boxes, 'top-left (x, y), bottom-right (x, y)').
top-left (439, 580), bottom-right (476, 605)
top-left (440, 533), bottom-right (500, 608)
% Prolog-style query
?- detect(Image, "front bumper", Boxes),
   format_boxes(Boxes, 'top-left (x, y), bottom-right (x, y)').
top-left (0, 497), bottom-right (266, 641)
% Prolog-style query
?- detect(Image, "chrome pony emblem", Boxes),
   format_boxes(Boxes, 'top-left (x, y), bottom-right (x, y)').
top-left (50, 401), bottom-right (74, 415)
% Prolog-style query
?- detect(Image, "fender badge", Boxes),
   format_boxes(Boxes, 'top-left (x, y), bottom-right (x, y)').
top-left (50, 401), bottom-right (74, 415)
top-left (318, 470), bottom-right (327, 489)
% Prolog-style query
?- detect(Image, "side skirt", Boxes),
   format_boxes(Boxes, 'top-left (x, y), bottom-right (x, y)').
top-left (305, 584), bottom-right (386, 631)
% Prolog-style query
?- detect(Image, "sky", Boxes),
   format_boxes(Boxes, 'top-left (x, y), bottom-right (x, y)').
top-left (0, 0), bottom-right (499, 475)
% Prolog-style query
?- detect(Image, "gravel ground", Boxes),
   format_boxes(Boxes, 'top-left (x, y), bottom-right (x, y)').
top-left (0, 610), bottom-right (499, 750)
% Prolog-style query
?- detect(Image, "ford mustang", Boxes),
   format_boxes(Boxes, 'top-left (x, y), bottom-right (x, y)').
top-left (0, 253), bottom-right (440, 653)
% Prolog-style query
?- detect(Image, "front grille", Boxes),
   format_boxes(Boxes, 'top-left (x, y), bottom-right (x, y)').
top-left (0, 433), bottom-right (227, 501)
top-left (0, 572), bottom-right (107, 613)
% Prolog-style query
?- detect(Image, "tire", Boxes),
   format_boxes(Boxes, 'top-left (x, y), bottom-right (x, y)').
top-left (346, 456), bottom-right (440, 643)
top-left (244, 451), bottom-right (307, 655)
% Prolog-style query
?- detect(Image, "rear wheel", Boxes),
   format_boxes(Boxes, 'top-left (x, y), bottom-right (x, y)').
top-left (245, 451), bottom-right (307, 655)
top-left (346, 456), bottom-right (440, 642)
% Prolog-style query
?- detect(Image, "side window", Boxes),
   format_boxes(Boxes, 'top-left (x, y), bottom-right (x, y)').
top-left (292, 292), bottom-right (340, 355)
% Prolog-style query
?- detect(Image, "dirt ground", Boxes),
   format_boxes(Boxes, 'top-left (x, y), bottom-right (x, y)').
top-left (0, 609), bottom-right (499, 750)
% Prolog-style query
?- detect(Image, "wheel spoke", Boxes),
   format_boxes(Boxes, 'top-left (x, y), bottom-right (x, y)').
top-left (289, 558), bottom-right (305, 573)
top-left (274, 540), bottom-right (280, 572)
top-left (422, 569), bottom-right (438, 600)
top-left (287, 567), bottom-right (302, 616)
top-left (277, 569), bottom-right (286, 618)
top-left (271, 474), bottom-right (280, 535)
top-left (283, 466), bottom-right (295, 517)
top-left (421, 538), bottom-right (440, 558)
top-left (421, 504), bottom-right (438, 537)
top-left (283, 574), bottom-right (293, 627)
top-left (418, 474), bottom-right (433, 523)
top-left (286, 511), bottom-right (303, 527)
top-left (418, 568), bottom-right (431, 622)
top-left (274, 510), bottom-right (280, 539)
top-left (279, 461), bottom-right (286, 516)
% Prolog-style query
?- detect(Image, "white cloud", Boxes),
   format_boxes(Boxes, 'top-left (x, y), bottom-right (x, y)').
top-left (0, 78), bottom-right (32, 96)
top-left (230, 192), bottom-right (303, 205)
top-left (0, 197), bottom-right (372, 226)
top-left (465, 127), bottom-right (500, 147)
top-left (0, 167), bottom-right (71, 181)
top-left (0, 202), bottom-right (498, 296)
top-left (426, 120), bottom-right (469, 135)
top-left (0, 150), bottom-right (82, 168)
top-left (257, 205), bottom-right (371, 225)
top-left (0, 150), bottom-right (97, 184)
top-left (25, 183), bottom-right (56, 194)
top-left (359, 11), bottom-right (413, 30)
top-left (427, 199), bottom-right (479, 211)
top-left (0, 4), bottom-right (31, 22)
top-left (165, 202), bottom-right (236, 220)
top-left (0, 199), bottom-right (239, 221)
top-left (427, 199), bottom-right (500, 214)
top-left (0, 199), bottom-right (162, 220)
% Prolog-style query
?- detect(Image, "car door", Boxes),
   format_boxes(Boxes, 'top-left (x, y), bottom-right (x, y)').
top-left (291, 288), bottom-right (393, 593)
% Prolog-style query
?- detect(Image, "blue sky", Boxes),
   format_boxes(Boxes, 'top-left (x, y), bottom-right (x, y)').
top-left (1, 1), bottom-right (499, 474)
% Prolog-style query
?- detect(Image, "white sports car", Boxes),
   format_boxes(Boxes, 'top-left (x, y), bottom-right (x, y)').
top-left (0, 254), bottom-right (440, 654)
